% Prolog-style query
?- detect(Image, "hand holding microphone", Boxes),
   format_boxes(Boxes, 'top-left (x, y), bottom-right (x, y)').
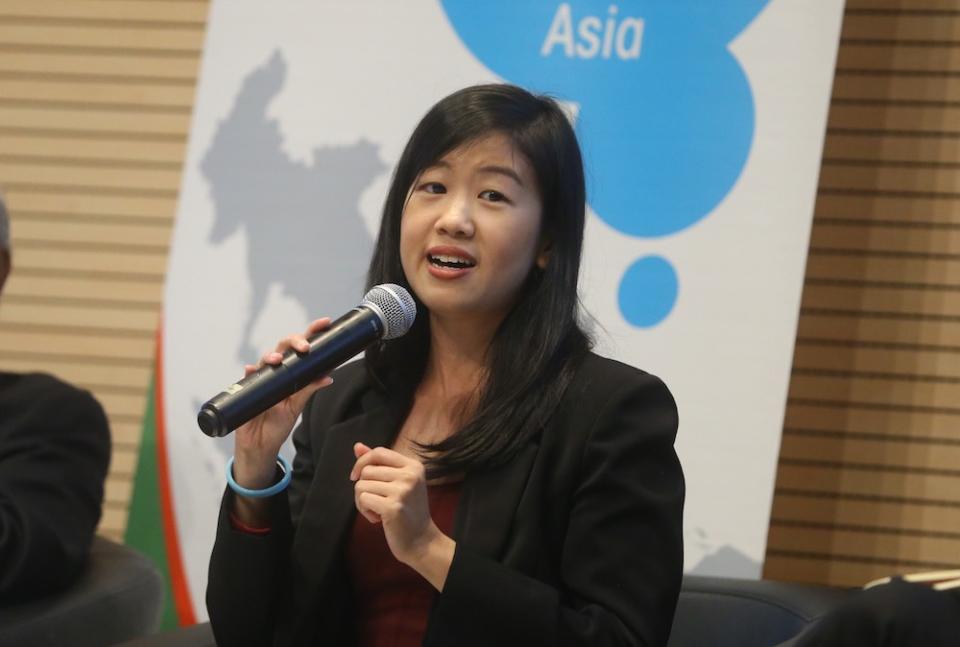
top-left (231, 316), bottom-right (335, 492)
top-left (198, 284), bottom-right (417, 493)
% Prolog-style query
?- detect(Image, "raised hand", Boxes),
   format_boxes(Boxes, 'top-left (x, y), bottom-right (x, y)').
top-left (351, 443), bottom-right (455, 591)
top-left (232, 317), bottom-right (333, 492)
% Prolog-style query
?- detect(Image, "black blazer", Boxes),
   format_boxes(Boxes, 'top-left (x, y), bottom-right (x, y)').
top-left (0, 372), bottom-right (110, 601)
top-left (207, 352), bottom-right (684, 646)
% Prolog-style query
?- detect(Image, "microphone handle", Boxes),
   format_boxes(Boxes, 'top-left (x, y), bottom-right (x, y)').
top-left (197, 307), bottom-right (382, 437)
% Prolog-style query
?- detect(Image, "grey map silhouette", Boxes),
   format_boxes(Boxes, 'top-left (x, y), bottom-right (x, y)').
top-left (201, 50), bottom-right (385, 364)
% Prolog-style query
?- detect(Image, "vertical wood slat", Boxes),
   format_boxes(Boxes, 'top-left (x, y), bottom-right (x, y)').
top-left (0, 1), bottom-right (208, 539)
top-left (765, 2), bottom-right (960, 588)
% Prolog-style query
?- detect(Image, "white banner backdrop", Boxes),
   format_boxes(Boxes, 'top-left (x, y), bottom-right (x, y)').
top-left (162, 0), bottom-right (844, 619)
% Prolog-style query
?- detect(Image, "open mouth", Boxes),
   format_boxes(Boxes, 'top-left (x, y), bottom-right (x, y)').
top-left (428, 254), bottom-right (476, 269)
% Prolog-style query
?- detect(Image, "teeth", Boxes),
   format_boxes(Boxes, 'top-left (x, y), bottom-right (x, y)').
top-left (435, 254), bottom-right (471, 264)
top-left (430, 254), bottom-right (475, 268)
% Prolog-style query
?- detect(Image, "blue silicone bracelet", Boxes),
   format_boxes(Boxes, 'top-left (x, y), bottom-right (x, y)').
top-left (226, 455), bottom-right (292, 498)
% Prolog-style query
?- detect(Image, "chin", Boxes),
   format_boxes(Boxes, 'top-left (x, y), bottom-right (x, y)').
top-left (420, 295), bottom-right (472, 317)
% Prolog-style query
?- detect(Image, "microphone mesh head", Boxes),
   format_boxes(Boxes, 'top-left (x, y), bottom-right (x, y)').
top-left (362, 284), bottom-right (417, 340)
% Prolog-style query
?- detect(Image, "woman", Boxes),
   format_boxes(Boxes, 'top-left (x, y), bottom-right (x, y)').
top-left (207, 84), bottom-right (684, 646)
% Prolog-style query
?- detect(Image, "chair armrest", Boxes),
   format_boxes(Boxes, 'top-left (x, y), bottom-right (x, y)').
top-left (668, 575), bottom-right (851, 647)
top-left (0, 536), bottom-right (164, 647)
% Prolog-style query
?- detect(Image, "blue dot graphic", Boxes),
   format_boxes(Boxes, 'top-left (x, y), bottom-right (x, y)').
top-left (618, 255), bottom-right (679, 328)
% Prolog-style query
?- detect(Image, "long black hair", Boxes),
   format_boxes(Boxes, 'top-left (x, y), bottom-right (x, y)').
top-left (366, 84), bottom-right (591, 478)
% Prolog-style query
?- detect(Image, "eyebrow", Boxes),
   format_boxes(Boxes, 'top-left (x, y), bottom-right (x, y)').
top-left (478, 165), bottom-right (525, 187)
top-left (428, 160), bottom-right (526, 187)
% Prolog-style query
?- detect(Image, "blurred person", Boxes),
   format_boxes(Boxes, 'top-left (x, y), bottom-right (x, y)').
top-left (783, 573), bottom-right (960, 647)
top-left (0, 194), bottom-right (111, 601)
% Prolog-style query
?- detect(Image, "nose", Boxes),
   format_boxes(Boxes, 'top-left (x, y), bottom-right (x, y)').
top-left (434, 193), bottom-right (474, 238)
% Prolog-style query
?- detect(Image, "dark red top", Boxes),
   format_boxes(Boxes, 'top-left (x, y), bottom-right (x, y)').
top-left (346, 481), bottom-right (462, 647)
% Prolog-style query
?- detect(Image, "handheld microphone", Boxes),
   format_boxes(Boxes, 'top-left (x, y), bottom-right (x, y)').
top-left (197, 284), bottom-right (416, 437)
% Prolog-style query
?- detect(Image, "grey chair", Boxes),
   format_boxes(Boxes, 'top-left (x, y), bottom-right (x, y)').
top-left (667, 575), bottom-right (850, 647)
top-left (0, 536), bottom-right (164, 647)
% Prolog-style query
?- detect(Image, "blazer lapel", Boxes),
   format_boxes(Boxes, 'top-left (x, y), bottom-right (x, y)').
top-left (284, 382), bottom-right (543, 641)
top-left (454, 440), bottom-right (540, 559)
top-left (287, 389), bottom-right (403, 626)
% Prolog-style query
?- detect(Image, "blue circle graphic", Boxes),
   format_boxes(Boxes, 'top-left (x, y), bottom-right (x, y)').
top-left (618, 255), bottom-right (679, 328)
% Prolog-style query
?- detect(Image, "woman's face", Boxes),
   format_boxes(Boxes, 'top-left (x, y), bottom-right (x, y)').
top-left (400, 133), bottom-right (546, 325)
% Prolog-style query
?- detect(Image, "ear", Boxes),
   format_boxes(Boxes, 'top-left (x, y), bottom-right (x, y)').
top-left (535, 239), bottom-right (551, 270)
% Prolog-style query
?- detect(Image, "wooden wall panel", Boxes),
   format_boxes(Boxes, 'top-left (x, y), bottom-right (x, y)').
top-left (0, 0), bottom-right (207, 542)
top-left (766, 1), bottom-right (960, 588)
